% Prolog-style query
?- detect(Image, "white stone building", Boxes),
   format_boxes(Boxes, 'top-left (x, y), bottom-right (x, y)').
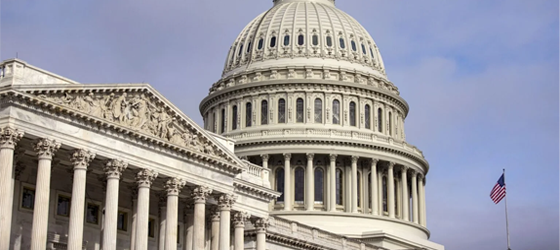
top-left (0, 0), bottom-right (444, 250)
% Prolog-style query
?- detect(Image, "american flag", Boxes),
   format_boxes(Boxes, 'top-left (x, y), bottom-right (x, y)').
top-left (490, 173), bottom-right (506, 204)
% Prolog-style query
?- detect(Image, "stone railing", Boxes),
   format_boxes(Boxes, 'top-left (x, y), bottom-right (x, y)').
top-left (0, 59), bottom-right (78, 86)
top-left (238, 159), bottom-right (271, 188)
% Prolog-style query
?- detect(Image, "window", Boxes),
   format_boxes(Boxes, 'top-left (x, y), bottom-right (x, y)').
top-left (362, 43), bottom-right (367, 54)
top-left (382, 176), bottom-right (388, 212)
top-left (270, 36), bottom-right (277, 47)
top-left (56, 194), bottom-right (71, 217)
top-left (314, 168), bottom-right (324, 204)
top-left (314, 98), bottom-right (323, 123)
top-left (294, 167), bottom-right (305, 204)
top-left (368, 173), bottom-right (372, 208)
top-left (388, 112), bottom-right (393, 136)
top-left (332, 100), bottom-right (340, 124)
top-left (148, 217), bottom-right (156, 238)
top-left (370, 47), bottom-right (375, 59)
top-left (117, 211), bottom-right (128, 231)
top-left (232, 105), bottom-right (238, 130)
top-left (339, 38), bottom-right (346, 49)
top-left (296, 98), bottom-right (304, 123)
top-left (258, 38), bottom-right (264, 50)
top-left (394, 179), bottom-right (399, 216)
top-left (261, 100), bottom-right (268, 125)
top-left (326, 36), bottom-right (333, 47)
top-left (278, 99), bottom-right (286, 123)
top-left (298, 34), bottom-right (304, 45)
top-left (21, 186), bottom-right (35, 210)
top-left (349, 102), bottom-right (356, 126)
top-left (357, 172), bottom-right (361, 207)
top-left (312, 35), bottom-right (319, 46)
top-left (336, 169), bottom-right (344, 205)
top-left (220, 109), bottom-right (225, 133)
top-left (377, 108), bottom-right (383, 132)
top-left (365, 104), bottom-right (371, 129)
top-left (238, 44), bottom-right (243, 56)
top-left (212, 112), bottom-right (216, 133)
top-left (276, 168), bottom-right (285, 202)
top-left (284, 35), bottom-right (290, 46)
top-left (86, 203), bottom-right (100, 225)
top-left (246, 42), bottom-right (252, 53)
top-left (351, 40), bottom-right (357, 51)
top-left (246, 102), bottom-right (252, 127)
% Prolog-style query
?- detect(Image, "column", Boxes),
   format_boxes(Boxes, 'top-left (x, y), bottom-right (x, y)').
top-left (0, 127), bottom-right (23, 250)
top-left (135, 169), bottom-right (158, 250)
top-left (261, 154), bottom-right (269, 169)
top-left (218, 194), bottom-right (236, 250)
top-left (362, 167), bottom-right (369, 214)
top-left (253, 218), bottom-right (269, 250)
top-left (377, 167), bottom-right (383, 215)
top-left (67, 149), bottom-right (96, 250)
top-left (351, 156), bottom-right (358, 213)
top-left (370, 159), bottom-right (378, 216)
top-left (329, 154), bottom-right (337, 212)
top-left (184, 202), bottom-right (194, 250)
top-left (305, 153), bottom-right (314, 211)
top-left (130, 187), bottom-right (138, 250)
top-left (102, 159), bottom-right (128, 250)
top-left (411, 172), bottom-right (419, 224)
top-left (30, 138), bottom-right (60, 250)
top-left (400, 166), bottom-right (409, 221)
top-left (192, 186), bottom-right (212, 250)
top-left (158, 192), bottom-right (167, 250)
top-left (232, 212), bottom-right (249, 250)
top-left (387, 162), bottom-right (395, 219)
top-left (165, 178), bottom-right (186, 250)
top-left (209, 207), bottom-right (220, 250)
top-left (419, 175), bottom-right (426, 226)
top-left (283, 153), bottom-right (291, 211)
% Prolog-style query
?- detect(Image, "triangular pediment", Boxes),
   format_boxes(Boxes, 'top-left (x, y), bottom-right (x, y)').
top-left (5, 83), bottom-right (244, 173)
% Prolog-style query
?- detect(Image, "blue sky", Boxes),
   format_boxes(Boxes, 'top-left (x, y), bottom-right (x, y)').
top-left (2, 0), bottom-right (558, 249)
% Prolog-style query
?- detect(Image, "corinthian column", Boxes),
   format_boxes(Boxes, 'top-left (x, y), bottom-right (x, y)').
top-left (401, 166), bottom-right (409, 221)
top-left (102, 159), bottom-right (128, 250)
top-left (370, 159), bottom-right (378, 216)
top-left (30, 138), bottom-right (60, 250)
top-left (165, 178), bottom-right (186, 250)
top-left (0, 127), bottom-right (23, 250)
top-left (329, 154), bottom-right (337, 211)
top-left (184, 202), bottom-right (194, 250)
top-left (351, 156), bottom-right (359, 213)
top-left (67, 149), bottom-right (96, 250)
top-left (387, 162), bottom-right (395, 219)
top-left (283, 153), bottom-right (291, 211)
top-left (419, 175), bottom-right (426, 226)
top-left (305, 153), bottom-right (314, 211)
top-left (218, 194), bottom-right (236, 250)
top-left (209, 207), bottom-right (220, 250)
top-left (253, 218), bottom-right (268, 250)
top-left (135, 169), bottom-right (158, 250)
top-left (232, 212), bottom-right (249, 250)
top-left (192, 186), bottom-right (212, 250)
top-left (411, 171), bottom-right (419, 224)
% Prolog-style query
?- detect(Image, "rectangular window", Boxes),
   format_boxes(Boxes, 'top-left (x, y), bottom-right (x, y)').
top-left (148, 217), bottom-right (156, 238)
top-left (56, 194), bottom-right (71, 217)
top-left (117, 211), bottom-right (128, 231)
top-left (278, 99), bottom-right (286, 123)
top-left (86, 203), bottom-right (100, 225)
top-left (21, 186), bottom-right (35, 210)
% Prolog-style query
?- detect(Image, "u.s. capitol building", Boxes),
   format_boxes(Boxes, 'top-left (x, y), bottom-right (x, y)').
top-left (0, 0), bottom-right (444, 249)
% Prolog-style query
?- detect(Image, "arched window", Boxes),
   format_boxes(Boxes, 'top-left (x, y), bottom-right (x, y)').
top-left (246, 41), bottom-right (252, 53)
top-left (312, 35), bottom-right (319, 46)
top-left (276, 168), bottom-right (285, 202)
top-left (336, 169), bottom-right (344, 205)
top-left (314, 98), bottom-right (322, 123)
top-left (284, 35), bottom-right (290, 46)
top-left (332, 100), bottom-right (341, 124)
top-left (294, 167), bottom-right (305, 204)
top-left (296, 98), bottom-right (304, 123)
top-left (382, 176), bottom-right (388, 212)
top-left (220, 109), bottom-right (226, 133)
top-left (261, 100), bottom-right (268, 125)
top-left (212, 112), bottom-right (216, 132)
top-left (357, 172), bottom-right (362, 207)
top-left (270, 36), bottom-right (277, 48)
top-left (232, 105), bottom-right (238, 130)
top-left (314, 168), bottom-right (324, 204)
top-left (365, 104), bottom-right (371, 129)
top-left (377, 108), bottom-right (383, 132)
top-left (258, 38), bottom-right (264, 50)
top-left (326, 36), bottom-right (333, 47)
top-left (388, 112), bottom-right (393, 136)
top-left (361, 43), bottom-right (367, 54)
top-left (298, 34), bottom-right (304, 45)
top-left (246, 102), bottom-right (252, 127)
top-left (278, 99), bottom-right (286, 123)
top-left (238, 44), bottom-right (244, 56)
top-left (339, 38), bottom-right (346, 49)
top-left (370, 47), bottom-right (375, 59)
top-left (351, 40), bottom-right (357, 51)
top-left (349, 101), bottom-right (356, 126)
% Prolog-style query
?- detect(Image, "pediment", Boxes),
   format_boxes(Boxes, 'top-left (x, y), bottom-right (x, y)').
top-left (7, 83), bottom-right (244, 174)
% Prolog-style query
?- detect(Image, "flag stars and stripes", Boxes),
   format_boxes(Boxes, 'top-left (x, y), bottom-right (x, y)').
top-left (490, 174), bottom-right (506, 204)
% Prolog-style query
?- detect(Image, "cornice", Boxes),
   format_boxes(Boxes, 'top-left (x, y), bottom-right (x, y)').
top-left (233, 179), bottom-right (280, 202)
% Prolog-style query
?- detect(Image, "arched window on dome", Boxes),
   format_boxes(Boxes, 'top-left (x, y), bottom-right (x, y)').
top-left (388, 111), bottom-right (393, 136)
top-left (232, 105), bottom-right (238, 130)
top-left (314, 98), bottom-right (323, 123)
top-left (370, 47), bottom-right (375, 59)
top-left (212, 112), bottom-right (216, 133)
top-left (294, 167), bottom-right (305, 204)
top-left (314, 168), bottom-right (324, 204)
top-left (357, 171), bottom-right (362, 208)
top-left (339, 38), bottom-right (346, 49)
top-left (336, 168), bottom-right (344, 205)
top-left (270, 36), bottom-right (277, 48)
top-left (394, 179), bottom-right (399, 217)
top-left (258, 38), bottom-right (264, 50)
top-left (298, 34), bottom-right (304, 46)
top-left (278, 99), bottom-right (286, 123)
top-left (377, 108), bottom-right (383, 132)
top-left (261, 100), bottom-right (268, 125)
top-left (296, 98), bottom-right (304, 123)
top-left (246, 41), bottom-right (252, 53)
top-left (365, 104), bottom-right (371, 129)
top-left (349, 101), bottom-right (356, 126)
top-left (312, 35), bottom-right (319, 46)
top-left (220, 108), bottom-right (225, 133)
top-left (382, 176), bottom-right (388, 212)
top-left (283, 35), bottom-right (290, 46)
top-left (276, 168), bottom-right (285, 203)
top-left (246, 102), bottom-right (252, 127)
top-left (351, 40), bottom-right (357, 51)
top-left (361, 43), bottom-right (367, 54)
top-left (326, 36), bottom-right (333, 47)
top-left (238, 44), bottom-right (244, 56)
top-left (332, 100), bottom-right (341, 125)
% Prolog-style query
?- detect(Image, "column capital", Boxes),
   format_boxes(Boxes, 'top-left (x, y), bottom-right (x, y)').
top-left (370, 158), bottom-right (379, 165)
top-left (34, 138), bottom-right (60, 160)
top-left (351, 155), bottom-right (359, 164)
top-left (217, 193), bottom-right (237, 211)
top-left (387, 161), bottom-right (395, 168)
top-left (400, 165), bottom-right (409, 172)
top-left (209, 206), bottom-right (220, 221)
top-left (232, 211), bottom-right (250, 228)
top-left (260, 154), bottom-right (269, 161)
top-left (0, 126), bottom-right (24, 150)
top-left (70, 149), bottom-right (96, 170)
top-left (329, 154), bottom-right (337, 162)
top-left (164, 177), bottom-right (186, 196)
top-left (192, 185), bottom-right (213, 204)
top-left (252, 218), bottom-right (269, 232)
top-left (306, 153), bottom-right (314, 160)
top-left (136, 168), bottom-right (158, 188)
top-left (104, 159), bottom-right (128, 179)
top-left (283, 153), bottom-right (291, 161)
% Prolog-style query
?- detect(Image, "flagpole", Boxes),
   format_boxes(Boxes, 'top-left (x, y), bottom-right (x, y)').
top-left (503, 168), bottom-right (511, 250)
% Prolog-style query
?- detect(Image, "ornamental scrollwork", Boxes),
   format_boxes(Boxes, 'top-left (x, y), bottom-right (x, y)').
top-left (34, 138), bottom-right (61, 159)
top-left (191, 186), bottom-right (212, 204)
top-left (232, 211), bottom-right (250, 227)
top-left (217, 193), bottom-right (237, 210)
top-left (104, 159), bottom-right (128, 179)
top-left (136, 168), bottom-right (158, 188)
top-left (0, 127), bottom-right (24, 149)
top-left (70, 149), bottom-right (96, 170)
top-left (164, 177), bottom-right (186, 196)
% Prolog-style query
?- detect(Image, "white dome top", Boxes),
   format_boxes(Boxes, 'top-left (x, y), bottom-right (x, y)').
top-left (222, 0), bottom-right (386, 79)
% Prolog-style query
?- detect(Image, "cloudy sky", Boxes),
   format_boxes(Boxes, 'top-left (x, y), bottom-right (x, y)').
top-left (2, 0), bottom-right (558, 249)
